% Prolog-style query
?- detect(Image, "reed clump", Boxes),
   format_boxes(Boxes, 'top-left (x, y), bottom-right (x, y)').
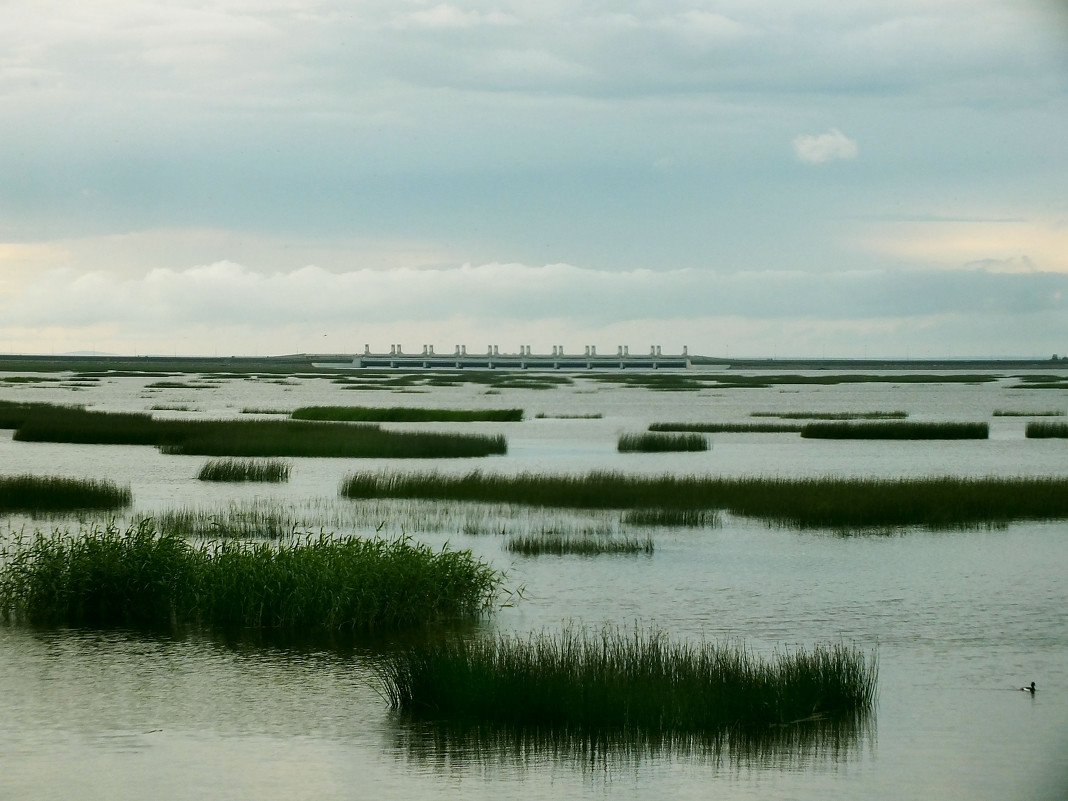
top-left (377, 628), bottom-right (877, 734)
top-left (505, 533), bottom-right (653, 556)
top-left (993, 409), bottom-right (1064, 417)
top-left (196, 459), bottom-right (291, 483)
top-left (800, 421), bottom-right (988, 440)
top-left (11, 407), bottom-right (506, 458)
top-left (618, 432), bottom-right (709, 452)
top-left (0, 400), bottom-right (82, 429)
top-left (0, 475), bottom-right (131, 513)
top-left (650, 422), bottom-right (802, 434)
top-left (750, 411), bottom-right (908, 420)
top-left (291, 405), bottom-right (524, 423)
top-left (622, 508), bottom-right (719, 527)
top-left (0, 522), bottom-right (500, 631)
top-left (1025, 421), bottom-right (1068, 438)
top-left (340, 471), bottom-right (1068, 528)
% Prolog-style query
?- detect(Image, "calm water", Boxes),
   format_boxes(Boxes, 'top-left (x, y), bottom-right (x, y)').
top-left (1, 369), bottom-right (1066, 800)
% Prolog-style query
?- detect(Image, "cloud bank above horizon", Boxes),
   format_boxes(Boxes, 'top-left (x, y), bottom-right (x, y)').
top-left (1, 0), bottom-right (1066, 358)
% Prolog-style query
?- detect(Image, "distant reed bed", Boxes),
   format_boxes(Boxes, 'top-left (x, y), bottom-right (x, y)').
top-left (750, 411), bottom-right (908, 420)
top-left (618, 432), bottom-right (709, 452)
top-left (0, 475), bottom-right (132, 513)
top-left (377, 628), bottom-right (876, 733)
top-left (506, 533), bottom-right (653, 556)
top-left (10, 406), bottom-right (506, 458)
top-left (650, 422), bottom-right (801, 434)
top-left (1026, 421), bottom-right (1068, 438)
top-left (799, 421), bottom-right (988, 440)
top-left (993, 409), bottom-right (1064, 417)
top-left (291, 405), bottom-right (523, 423)
top-left (197, 459), bottom-right (291, 483)
top-left (0, 522), bottom-right (499, 631)
top-left (534, 413), bottom-right (603, 419)
top-left (340, 470), bottom-right (1068, 528)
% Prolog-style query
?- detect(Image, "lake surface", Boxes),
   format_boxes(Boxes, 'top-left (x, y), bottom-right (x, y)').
top-left (1, 368), bottom-right (1066, 800)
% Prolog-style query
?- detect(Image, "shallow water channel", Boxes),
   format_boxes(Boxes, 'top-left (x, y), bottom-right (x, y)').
top-left (1, 368), bottom-right (1066, 800)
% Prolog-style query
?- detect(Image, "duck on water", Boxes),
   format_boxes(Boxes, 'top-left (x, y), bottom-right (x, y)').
top-left (1020, 682), bottom-right (1036, 694)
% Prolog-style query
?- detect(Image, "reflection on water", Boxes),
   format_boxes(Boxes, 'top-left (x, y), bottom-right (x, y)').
top-left (389, 713), bottom-right (876, 776)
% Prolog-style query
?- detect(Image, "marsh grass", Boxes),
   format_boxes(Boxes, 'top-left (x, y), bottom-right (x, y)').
top-left (197, 459), bottom-right (291, 483)
top-left (622, 508), bottom-right (720, 527)
top-left (618, 432), bottom-right (709, 452)
top-left (1008, 374), bottom-right (1068, 389)
top-left (140, 499), bottom-right (623, 541)
top-left (534, 413), bottom-right (603, 419)
top-left (377, 627), bottom-right (876, 734)
top-left (650, 422), bottom-right (802, 434)
top-left (0, 475), bottom-right (132, 513)
top-left (145, 381), bottom-right (212, 389)
top-left (994, 409), bottom-right (1064, 417)
top-left (750, 411), bottom-right (907, 420)
top-left (0, 400), bottom-right (83, 429)
top-left (147, 504), bottom-right (300, 538)
top-left (1026, 421), bottom-right (1068, 438)
top-left (0, 522), bottom-right (500, 631)
top-left (591, 373), bottom-right (997, 391)
top-left (341, 470), bottom-right (1068, 528)
top-left (12, 407), bottom-right (507, 458)
top-left (292, 405), bottom-right (524, 423)
top-left (799, 421), bottom-right (988, 439)
top-left (505, 533), bottom-right (653, 556)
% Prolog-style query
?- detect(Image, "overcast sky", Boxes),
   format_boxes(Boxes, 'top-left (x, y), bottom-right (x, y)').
top-left (2, 0), bottom-right (1066, 358)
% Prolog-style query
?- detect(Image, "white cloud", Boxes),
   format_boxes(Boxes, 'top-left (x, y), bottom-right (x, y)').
top-left (793, 128), bottom-right (858, 164)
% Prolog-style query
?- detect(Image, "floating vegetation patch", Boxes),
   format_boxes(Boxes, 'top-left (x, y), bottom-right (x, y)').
top-left (750, 411), bottom-right (908, 420)
top-left (534, 412), bottom-right (603, 419)
top-left (650, 422), bottom-right (802, 434)
top-left (1025, 422), bottom-right (1068, 438)
top-left (0, 475), bottom-right (131, 513)
top-left (291, 405), bottom-right (524, 423)
top-left (993, 409), bottom-right (1064, 417)
top-left (505, 532), bottom-right (653, 556)
top-left (11, 407), bottom-right (507, 458)
top-left (618, 432), bottom-right (709, 452)
top-left (197, 458), bottom-right (291, 483)
top-left (340, 471), bottom-right (1068, 529)
top-left (150, 404), bottom-right (194, 412)
top-left (1009, 375), bottom-right (1068, 389)
top-left (589, 373), bottom-right (707, 392)
top-left (1, 376), bottom-right (63, 384)
top-left (800, 421), bottom-right (988, 440)
top-left (145, 381), bottom-right (212, 389)
top-left (622, 508), bottom-right (720, 528)
top-left (240, 407), bottom-right (292, 415)
top-left (590, 373), bottom-right (997, 391)
top-left (377, 627), bottom-right (877, 735)
top-left (0, 523), bottom-right (500, 631)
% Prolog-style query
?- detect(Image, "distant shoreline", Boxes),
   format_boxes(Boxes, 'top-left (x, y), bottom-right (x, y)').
top-left (0, 352), bottom-right (1064, 375)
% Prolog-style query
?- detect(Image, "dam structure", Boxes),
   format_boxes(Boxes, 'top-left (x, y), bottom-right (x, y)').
top-left (352, 345), bottom-right (690, 370)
